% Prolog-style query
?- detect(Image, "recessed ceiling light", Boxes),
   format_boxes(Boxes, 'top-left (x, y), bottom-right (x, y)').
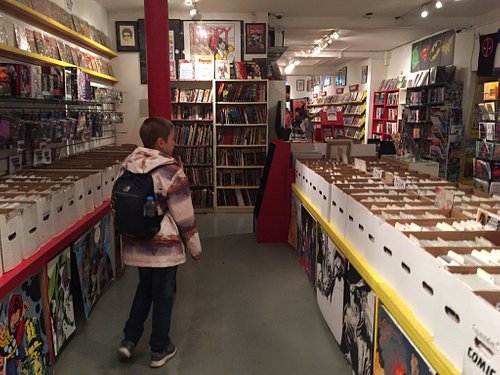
top-left (421, 8), bottom-right (429, 17)
top-left (435, 0), bottom-right (443, 9)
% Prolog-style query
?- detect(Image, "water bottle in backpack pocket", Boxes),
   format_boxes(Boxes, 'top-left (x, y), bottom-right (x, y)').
top-left (112, 170), bottom-right (163, 239)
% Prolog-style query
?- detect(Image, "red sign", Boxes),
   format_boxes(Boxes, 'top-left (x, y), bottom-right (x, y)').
top-left (321, 91), bottom-right (327, 97)
top-left (349, 84), bottom-right (359, 92)
top-left (313, 93), bottom-right (318, 99)
top-left (336, 88), bottom-right (344, 94)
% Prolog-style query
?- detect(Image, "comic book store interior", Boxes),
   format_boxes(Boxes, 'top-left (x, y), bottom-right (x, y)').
top-left (1, 0), bottom-right (500, 374)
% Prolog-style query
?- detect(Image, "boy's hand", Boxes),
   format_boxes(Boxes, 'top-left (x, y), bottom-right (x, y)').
top-left (191, 253), bottom-right (202, 265)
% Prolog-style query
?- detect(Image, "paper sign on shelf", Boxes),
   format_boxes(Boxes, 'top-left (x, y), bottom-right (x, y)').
top-left (32, 149), bottom-right (44, 167)
top-left (8, 154), bottom-right (22, 175)
top-left (43, 149), bottom-right (52, 165)
top-left (394, 176), bottom-right (406, 189)
top-left (372, 167), bottom-right (383, 179)
top-left (476, 208), bottom-right (500, 229)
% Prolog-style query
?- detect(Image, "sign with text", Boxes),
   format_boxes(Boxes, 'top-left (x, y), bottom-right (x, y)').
top-left (336, 88), bottom-right (344, 94)
top-left (411, 30), bottom-right (455, 72)
top-left (394, 176), bottom-right (406, 190)
top-left (349, 84), bottom-right (359, 92)
top-left (372, 167), bottom-right (383, 179)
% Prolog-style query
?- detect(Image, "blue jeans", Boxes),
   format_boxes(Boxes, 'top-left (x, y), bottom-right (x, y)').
top-left (123, 266), bottom-right (177, 354)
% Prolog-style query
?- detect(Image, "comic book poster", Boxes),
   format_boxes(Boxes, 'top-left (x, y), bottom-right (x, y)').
top-left (316, 227), bottom-right (347, 344)
top-left (340, 262), bottom-right (376, 375)
top-left (48, 247), bottom-right (76, 357)
top-left (0, 273), bottom-right (51, 375)
top-left (183, 21), bottom-right (241, 62)
top-left (300, 205), bottom-right (316, 288)
top-left (73, 214), bottom-right (113, 319)
top-left (287, 192), bottom-right (301, 252)
top-left (374, 303), bottom-right (436, 375)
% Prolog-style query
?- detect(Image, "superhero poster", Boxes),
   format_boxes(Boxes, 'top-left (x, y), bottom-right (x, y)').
top-left (183, 21), bottom-right (242, 62)
top-left (299, 205), bottom-right (316, 288)
top-left (340, 262), bottom-right (376, 375)
top-left (374, 303), bottom-right (436, 375)
top-left (0, 273), bottom-right (50, 375)
top-left (73, 214), bottom-right (113, 319)
top-left (316, 226), bottom-right (347, 345)
top-left (47, 247), bottom-right (76, 357)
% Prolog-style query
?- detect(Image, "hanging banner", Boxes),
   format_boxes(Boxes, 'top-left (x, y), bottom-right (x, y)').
top-left (411, 30), bottom-right (456, 72)
top-left (478, 31), bottom-right (499, 76)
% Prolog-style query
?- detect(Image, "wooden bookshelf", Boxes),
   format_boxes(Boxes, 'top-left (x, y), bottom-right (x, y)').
top-left (0, 0), bottom-right (117, 59)
top-left (214, 79), bottom-right (268, 211)
top-left (0, 43), bottom-right (118, 84)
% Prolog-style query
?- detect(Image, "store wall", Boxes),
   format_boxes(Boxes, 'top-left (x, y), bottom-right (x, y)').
top-left (109, 11), bottom-right (268, 146)
top-left (287, 76), bottom-right (311, 100)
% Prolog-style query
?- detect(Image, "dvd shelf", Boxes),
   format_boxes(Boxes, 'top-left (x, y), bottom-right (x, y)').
top-left (370, 89), bottom-right (400, 140)
top-left (171, 80), bottom-right (215, 210)
top-left (215, 79), bottom-right (267, 210)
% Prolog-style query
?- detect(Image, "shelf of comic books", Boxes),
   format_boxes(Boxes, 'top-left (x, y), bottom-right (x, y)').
top-left (0, 0), bottom-right (117, 59)
top-left (291, 185), bottom-right (459, 375)
top-left (0, 43), bottom-right (118, 84)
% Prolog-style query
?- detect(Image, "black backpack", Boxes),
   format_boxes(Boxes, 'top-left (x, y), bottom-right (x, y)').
top-left (111, 170), bottom-right (163, 239)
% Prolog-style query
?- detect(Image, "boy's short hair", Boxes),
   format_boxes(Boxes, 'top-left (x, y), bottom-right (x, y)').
top-left (139, 117), bottom-right (174, 149)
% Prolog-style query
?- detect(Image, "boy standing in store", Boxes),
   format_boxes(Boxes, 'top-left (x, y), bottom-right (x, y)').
top-left (117, 117), bottom-right (202, 368)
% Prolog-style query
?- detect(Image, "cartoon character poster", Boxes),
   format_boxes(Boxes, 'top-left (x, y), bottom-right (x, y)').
top-left (74, 214), bottom-right (113, 319)
top-left (245, 23), bottom-right (266, 54)
top-left (183, 21), bottom-right (241, 62)
top-left (288, 193), bottom-right (302, 253)
top-left (316, 227), bottom-right (347, 344)
top-left (300, 205), bottom-right (316, 288)
top-left (340, 262), bottom-right (376, 375)
top-left (0, 273), bottom-right (50, 375)
top-left (47, 247), bottom-right (76, 356)
top-left (374, 303), bottom-right (436, 375)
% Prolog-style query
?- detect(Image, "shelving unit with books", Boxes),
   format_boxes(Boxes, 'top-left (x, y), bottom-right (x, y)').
top-left (171, 80), bottom-right (214, 211)
top-left (214, 79), bottom-right (268, 211)
top-left (371, 89), bottom-right (400, 140)
top-left (473, 80), bottom-right (500, 193)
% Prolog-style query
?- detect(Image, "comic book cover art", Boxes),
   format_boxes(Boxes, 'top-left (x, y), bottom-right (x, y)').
top-left (14, 25), bottom-right (29, 51)
top-left (47, 247), bottom-right (76, 357)
top-left (187, 22), bottom-right (237, 61)
top-left (341, 262), bottom-right (376, 375)
top-left (0, 15), bottom-right (7, 44)
top-left (33, 32), bottom-right (45, 57)
top-left (73, 214), bottom-right (113, 319)
top-left (64, 44), bottom-right (74, 65)
top-left (0, 273), bottom-right (50, 375)
top-left (25, 29), bottom-right (36, 54)
top-left (43, 35), bottom-right (53, 59)
top-left (300, 205), bottom-right (316, 288)
top-left (374, 304), bottom-right (436, 375)
top-left (287, 192), bottom-right (301, 252)
top-left (49, 38), bottom-right (60, 61)
top-left (316, 227), bottom-right (347, 344)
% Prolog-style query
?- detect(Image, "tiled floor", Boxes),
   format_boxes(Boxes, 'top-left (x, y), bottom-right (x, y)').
top-left (54, 213), bottom-right (351, 374)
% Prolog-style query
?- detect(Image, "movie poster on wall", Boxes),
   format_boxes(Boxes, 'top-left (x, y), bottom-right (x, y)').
top-left (340, 261), bottom-right (376, 375)
top-left (0, 273), bottom-right (51, 374)
top-left (316, 227), bottom-right (347, 344)
top-left (374, 303), bottom-right (436, 375)
top-left (183, 20), bottom-right (242, 62)
top-left (300, 205), bottom-right (316, 288)
top-left (48, 247), bottom-right (76, 357)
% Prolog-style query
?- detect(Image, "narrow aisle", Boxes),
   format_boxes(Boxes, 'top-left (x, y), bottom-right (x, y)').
top-left (54, 214), bottom-right (350, 375)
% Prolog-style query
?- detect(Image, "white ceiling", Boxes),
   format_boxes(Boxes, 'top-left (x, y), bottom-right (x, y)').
top-left (97, 0), bottom-right (500, 69)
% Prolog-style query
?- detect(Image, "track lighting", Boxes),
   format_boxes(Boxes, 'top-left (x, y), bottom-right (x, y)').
top-left (190, 8), bottom-right (198, 17)
top-left (185, 0), bottom-right (193, 5)
top-left (435, 0), bottom-right (443, 8)
top-left (421, 8), bottom-right (429, 17)
top-left (332, 31), bottom-right (340, 40)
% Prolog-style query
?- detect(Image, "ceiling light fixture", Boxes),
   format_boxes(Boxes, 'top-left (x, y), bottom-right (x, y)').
top-left (284, 63), bottom-right (295, 74)
top-left (332, 31), bottom-right (340, 40)
top-left (421, 7), bottom-right (429, 17)
top-left (185, 0), bottom-right (193, 5)
top-left (190, 7), bottom-right (198, 17)
top-left (435, 0), bottom-right (443, 8)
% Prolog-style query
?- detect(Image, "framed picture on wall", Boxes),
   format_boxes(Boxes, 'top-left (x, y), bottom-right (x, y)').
top-left (324, 75), bottom-right (331, 87)
top-left (115, 21), bottom-right (139, 52)
top-left (183, 20), bottom-right (243, 62)
top-left (336, 66), bottom-right (347, 86)
top-left (306, 79), bottom-right (313, 92)
top-left (245, 23), bottom-right (266, 54)
top-left (296, 79), bottom-right (305, 91)
top-left (361, 65), bottom-right (368, 84)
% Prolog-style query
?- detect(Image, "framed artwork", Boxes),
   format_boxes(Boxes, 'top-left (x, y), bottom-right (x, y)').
top-left (138, 19), bottom-right (182, 84)
top-left (361, 65), bottom-right (368, 84)
top-left (245, 23), bottom-right (266, 54)
top-left (306, 79), bottom-right (313, 92)
top-left (336, 66), bottom-right (347, 86)
top-left (324, 75), bottom-right (331, 87)
top-left (115, 21), bottom-right (138, 52)
top-left (296, 79), bottom-right (305, 91)
top-left (183, 20), bottom-right (243, 62)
